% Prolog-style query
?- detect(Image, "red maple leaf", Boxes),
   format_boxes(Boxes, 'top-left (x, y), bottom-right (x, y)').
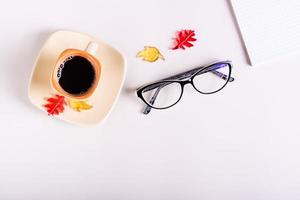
top-left (43, 94), bottom-right (66, 116)
top-left (172, 29), bottom-right (197, 50)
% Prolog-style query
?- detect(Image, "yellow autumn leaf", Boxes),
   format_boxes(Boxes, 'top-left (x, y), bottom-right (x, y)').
top-left (69, 100), bottom-right (92, 112)
top-left (137, 46), bottom-right (164, 62)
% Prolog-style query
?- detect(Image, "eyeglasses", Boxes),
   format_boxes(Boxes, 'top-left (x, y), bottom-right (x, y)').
top-left (136, 61), bottom-right (234, 114)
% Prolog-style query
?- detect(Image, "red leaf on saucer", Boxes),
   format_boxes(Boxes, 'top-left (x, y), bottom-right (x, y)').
top-left (172, 29), bottom-right (197, 50)
top-left (43, 94), bottom-right (66, 116)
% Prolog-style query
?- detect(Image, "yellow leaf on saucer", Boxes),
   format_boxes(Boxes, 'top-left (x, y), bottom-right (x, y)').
top-left (137, 46), bottom-right (164, 62)
top-left (69, 100), bottom-right (92, 112)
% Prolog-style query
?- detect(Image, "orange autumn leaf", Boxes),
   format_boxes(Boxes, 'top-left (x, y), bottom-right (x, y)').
top-left (68, 100), bottom-right (92, 112)
top-left (137, 46), bottom-right (164, 62)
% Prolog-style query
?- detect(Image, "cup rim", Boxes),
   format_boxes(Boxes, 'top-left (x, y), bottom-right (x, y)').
top-left (50, 49), bottom-right (101, 100)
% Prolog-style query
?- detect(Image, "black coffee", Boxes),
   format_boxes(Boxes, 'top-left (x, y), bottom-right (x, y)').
top-left (57, 56), bottom-right (95, 95)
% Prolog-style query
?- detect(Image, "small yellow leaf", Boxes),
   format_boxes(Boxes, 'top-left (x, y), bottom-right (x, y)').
top-left (137, 46), bottom-right (164, 62)
top-left (68, 100), bottom-right (92, 112)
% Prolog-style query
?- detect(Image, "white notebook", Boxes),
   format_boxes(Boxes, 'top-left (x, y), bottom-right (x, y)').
top-left (230, 0), bottom-right (300, 65)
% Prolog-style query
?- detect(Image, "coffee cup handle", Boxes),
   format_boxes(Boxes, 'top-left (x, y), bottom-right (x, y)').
top-left (85, 42), bottom-right (98, 56)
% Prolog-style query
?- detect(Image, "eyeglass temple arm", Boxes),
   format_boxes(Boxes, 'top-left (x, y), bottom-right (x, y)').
top-left (142, 64), bottom-right (234, 114)
top-left (211, 70), bottom-right (234, 82)
top-left (143, 87), bottom-right (162, 114)
top-left (142, 65), bottom-right (234, 93)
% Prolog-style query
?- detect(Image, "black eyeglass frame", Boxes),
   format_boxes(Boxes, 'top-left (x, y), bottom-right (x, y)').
top-left (136, 61), bottom-right (234, 114)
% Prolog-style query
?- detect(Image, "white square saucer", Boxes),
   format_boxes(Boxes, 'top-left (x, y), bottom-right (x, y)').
top-left (28, 30), bottom-right (126, 125)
